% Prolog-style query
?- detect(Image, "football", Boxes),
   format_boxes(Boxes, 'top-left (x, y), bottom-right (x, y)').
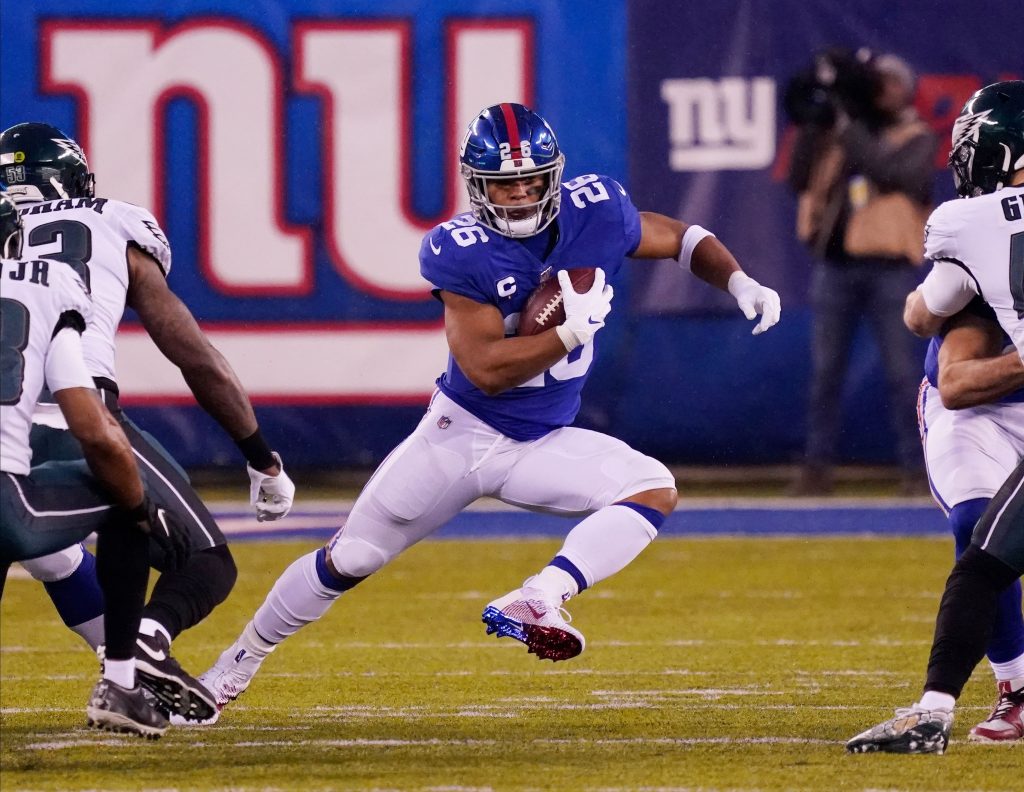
top-left (516, 268), bottom-right (596, 336)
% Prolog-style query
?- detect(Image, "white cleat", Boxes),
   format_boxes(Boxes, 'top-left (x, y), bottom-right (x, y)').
top-left (170, 623), bottom-right (273, 726)
top-left (481, 588), bottom-right (585, 662)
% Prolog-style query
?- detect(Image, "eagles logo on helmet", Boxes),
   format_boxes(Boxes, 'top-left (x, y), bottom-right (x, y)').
top-left (459, 102), bottom-right (565, 239)
top-left (949, 80), bottom-right (1024, 198)
top-left (0, 122), bottom-right (96, 203)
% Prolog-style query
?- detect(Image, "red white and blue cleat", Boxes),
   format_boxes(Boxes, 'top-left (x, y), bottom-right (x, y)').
top-left (482, 588), bottom-right (585, 662)
top-left (968, 680), bottom-right (1024, 743)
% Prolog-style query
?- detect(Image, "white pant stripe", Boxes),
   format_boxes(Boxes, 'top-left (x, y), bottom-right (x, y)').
top-left (131, 448), bottom-right (215, 546)
top-left (5, 473), bottom-right (112, 518)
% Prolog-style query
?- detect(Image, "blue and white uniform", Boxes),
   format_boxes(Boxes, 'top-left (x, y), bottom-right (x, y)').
top-left (918, 295), bottom-right (1024, 513)
top-left (323, 174), bottom-right (671, 578)
top-left (422, 174), bottom-right (640, 439)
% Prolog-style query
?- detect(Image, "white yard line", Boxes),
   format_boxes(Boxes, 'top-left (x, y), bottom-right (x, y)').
top-left (25, 735), bottom-right (839, 752)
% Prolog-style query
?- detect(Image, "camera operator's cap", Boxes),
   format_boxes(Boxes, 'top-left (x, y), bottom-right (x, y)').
top-left (873, 54), bottom-right (916, 93)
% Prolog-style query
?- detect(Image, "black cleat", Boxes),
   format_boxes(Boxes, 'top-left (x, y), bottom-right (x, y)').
top-left (134, 631), bottom-right (217, 722)
top-left (86, 678), bottom-right (168, 739)
top-left (846, 706), bottom-right (953, 755)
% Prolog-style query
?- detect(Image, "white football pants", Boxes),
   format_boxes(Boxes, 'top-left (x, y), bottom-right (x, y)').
top-left (327, 390), bottom-right (674, 578)
top-left (919, 382), bottom-right (1024, 510)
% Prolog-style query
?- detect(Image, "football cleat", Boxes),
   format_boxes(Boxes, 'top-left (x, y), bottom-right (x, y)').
top-left (968, 680), bottom-right (1024, 743)
top-left (482, 588), bottom-right (585, 662)
top-left (133, 631), bottom-right (217, 722)
top-left (86, 678), bottom-right (168, 740)
top-left (846, 706), bottom-right (953, 754)
top-left (179, 631), bottom-right (270, 725)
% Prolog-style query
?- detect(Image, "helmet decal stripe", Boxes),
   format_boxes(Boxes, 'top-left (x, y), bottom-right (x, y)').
top-left (499, 103), bottom-right (522, 156)
top-left (459, 103), bottom-right (565, 238)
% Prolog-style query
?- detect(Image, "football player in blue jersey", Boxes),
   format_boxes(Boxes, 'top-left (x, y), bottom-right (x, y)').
top-left (196, 103), bottom-right (781, 720)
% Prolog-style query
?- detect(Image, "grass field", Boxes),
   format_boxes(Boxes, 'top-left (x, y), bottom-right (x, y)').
top-left (1, 535), bottom-right (1020, 791)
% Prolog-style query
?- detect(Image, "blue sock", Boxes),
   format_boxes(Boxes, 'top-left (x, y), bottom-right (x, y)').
top-left (949, 499), bottom-right (987, 555)
top-left (617, 501), bottom-right (666, 532)
top-left (43, 547), bottom-right (104, 628)
top-left (550, 555), bottom-right (589, 594)
top-left (315, 546), bottom-right (365, 593)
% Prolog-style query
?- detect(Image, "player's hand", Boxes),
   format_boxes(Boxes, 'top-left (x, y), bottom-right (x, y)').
top-left (128, 496), bottom-right (192, 571)
top-left (556, 268), bottom-right (614, 351)
top-left (727, 272), bottom-right (781, 335)
top-left (247, 452), bottom-right (296, 522)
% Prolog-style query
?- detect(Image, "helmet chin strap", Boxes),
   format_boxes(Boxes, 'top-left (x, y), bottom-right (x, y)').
top-left (49, 176), bottom-right (69, 199)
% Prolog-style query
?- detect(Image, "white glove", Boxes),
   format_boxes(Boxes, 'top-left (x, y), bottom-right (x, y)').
top-left (555, 268), bottom-right (614, 351)
top-left (727, 271), bottom-right (781, 335)
top-left (247, 452), bottom-right (295, 522)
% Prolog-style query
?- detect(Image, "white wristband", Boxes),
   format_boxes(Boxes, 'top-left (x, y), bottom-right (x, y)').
top-left (678, 225), bottom-right (715, 272)
top-left (555, 323), bottom-right (581, 352)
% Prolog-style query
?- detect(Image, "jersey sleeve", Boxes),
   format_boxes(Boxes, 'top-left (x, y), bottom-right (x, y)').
top-left (923, 200), bottom-right (963, 264)
top-left (419, 226), bottom-right (494, 304)
top-left (919, 259), bottom-right (979, 316)
top-left (565, 175), bottom-right (643, 260)
top-left (118, 203), bottom-right (173, 276)
top-left (608, 178), bottom-right (643, 256)
top-left (49, 264), bottom-right (93, 333)
top-left (44, 327), bottom-right (95, 393)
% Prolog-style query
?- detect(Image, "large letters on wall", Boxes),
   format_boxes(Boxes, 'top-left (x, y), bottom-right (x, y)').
top-left (33, 16), bottom-right (534, 403)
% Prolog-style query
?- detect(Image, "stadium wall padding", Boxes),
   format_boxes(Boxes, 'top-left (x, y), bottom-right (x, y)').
top-left (1, 0), bottom-right (1019, 468)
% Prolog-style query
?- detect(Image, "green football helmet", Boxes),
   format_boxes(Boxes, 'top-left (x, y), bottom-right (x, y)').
top-left (949, 80), bottom-right (1024, 197)
top-left (0, 190), bottom-right (23, 259)
top-left (0, 122), bottom-right (95, 203)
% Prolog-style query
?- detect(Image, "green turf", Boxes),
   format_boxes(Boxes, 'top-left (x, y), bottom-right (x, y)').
top-left (1, 537), bottom-right (1020, 791)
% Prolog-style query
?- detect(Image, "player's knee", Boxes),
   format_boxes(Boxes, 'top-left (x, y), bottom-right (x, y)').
top-left (174, 544), bottom-right (237, 609)
top-left (954, 545), bottom-right (1020, 591)
top-left (328, 536), bottom-right (391, 579)
top-left (623, 486), bottom-right (678, 516)
top-left (949, 498), bottom-right (989, 555)
top-left (19, 543), bottom-right (85, 582)
top-left (207, 544), bottom-right (238, 595)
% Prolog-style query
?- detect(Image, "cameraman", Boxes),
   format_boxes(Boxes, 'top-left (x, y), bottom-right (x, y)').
top-left (787, 51), bottom-right (937, 495)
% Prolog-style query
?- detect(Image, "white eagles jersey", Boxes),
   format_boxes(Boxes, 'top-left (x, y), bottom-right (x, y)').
top-left (18, 196), bottom-right (171, 384)
top-left (924, 185), bottom-right (1024, 356)
top-left (0, 257), bottom-right (93, 475)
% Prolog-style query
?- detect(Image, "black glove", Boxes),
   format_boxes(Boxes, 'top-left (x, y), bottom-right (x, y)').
top-left (126, 496), bottom-right (192, 571)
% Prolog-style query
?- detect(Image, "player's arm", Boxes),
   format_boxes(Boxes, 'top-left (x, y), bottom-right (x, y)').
top-left (904, 260), bottom-right (979, 337)
top-left (46, 327), bottom-right (143, 509)
top-left (53, 343), bottom-right (192, 562)
top-left (631, 212), bottom-right (781, 335)
top-left (57, 387), bottom-right (144, 508)
top-left (442, 291), bottom-right (573, 396)
top-left (937, 313), bottom-right (1024, 409)
top-left (127, 246), bottom-right (294, 519)
top-left (125, 246), bottom-right (277, 470)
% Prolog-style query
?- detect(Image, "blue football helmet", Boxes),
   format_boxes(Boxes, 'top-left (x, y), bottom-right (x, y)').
top-left (459, 103), bottom-right (565, 238)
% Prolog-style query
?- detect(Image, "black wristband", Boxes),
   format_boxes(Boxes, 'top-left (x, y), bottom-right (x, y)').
top-left (125, 497), bottom-right (149, 523)
top-left (236, 427), bottom-right (276, 471)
